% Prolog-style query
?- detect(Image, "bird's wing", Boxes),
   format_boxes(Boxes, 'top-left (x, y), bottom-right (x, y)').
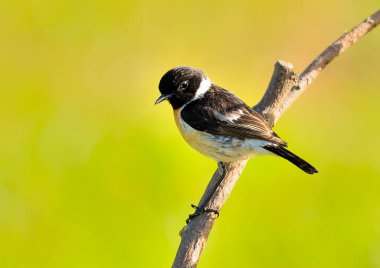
top-left (180, 86), bottom-right (287, 146)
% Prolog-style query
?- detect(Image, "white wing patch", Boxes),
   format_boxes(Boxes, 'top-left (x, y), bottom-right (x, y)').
top-left (214, 110), bottom-right (243, 122)
top-left (214, 109), bottom-right (267, 132)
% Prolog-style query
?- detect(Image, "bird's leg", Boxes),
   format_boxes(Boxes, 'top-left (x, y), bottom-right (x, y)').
top-left (186, 162), bottom-right (226, 224)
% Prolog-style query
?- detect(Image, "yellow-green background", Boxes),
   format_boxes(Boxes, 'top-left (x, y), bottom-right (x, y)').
top-left (1, 1), bottom-right (380, 267)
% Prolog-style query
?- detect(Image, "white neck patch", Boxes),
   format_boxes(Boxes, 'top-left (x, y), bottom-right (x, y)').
top-left (192, 77), bottom-right (211, 101)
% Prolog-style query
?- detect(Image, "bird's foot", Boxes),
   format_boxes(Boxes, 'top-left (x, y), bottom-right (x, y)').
top-left (186, 204), bottom-right (219, 224)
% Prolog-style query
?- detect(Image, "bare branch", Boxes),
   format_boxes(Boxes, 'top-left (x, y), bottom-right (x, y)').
top-left (274, 9), bottom-right (380, 123)
top-left (173, 161), bottom-right (247, 268)
top-left (253, 61), bottom-right (298, 127)
top-left (172, 9), bottom-right (380, 268)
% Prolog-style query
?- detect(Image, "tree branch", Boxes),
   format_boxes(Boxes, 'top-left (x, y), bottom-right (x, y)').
top-left (172, 9), bottom-right (380, 268)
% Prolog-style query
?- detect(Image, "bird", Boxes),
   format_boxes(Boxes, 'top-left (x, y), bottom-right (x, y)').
top-left (155, 66), bottom-right (317, 221)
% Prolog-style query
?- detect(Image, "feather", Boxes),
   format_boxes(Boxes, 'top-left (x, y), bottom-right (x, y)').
top-left (180, 85), bottom-right (287, 146)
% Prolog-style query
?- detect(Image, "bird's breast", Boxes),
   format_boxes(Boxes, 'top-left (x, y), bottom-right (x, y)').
top-left (173, 108), bottom-right (199, 144)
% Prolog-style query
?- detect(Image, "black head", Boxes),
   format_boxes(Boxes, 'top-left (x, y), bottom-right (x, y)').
top-left (155, 66), bottom-right (210, 109)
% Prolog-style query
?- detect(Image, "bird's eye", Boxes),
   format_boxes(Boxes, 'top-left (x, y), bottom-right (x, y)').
top-left (179, 81), bottom-right (189, 90)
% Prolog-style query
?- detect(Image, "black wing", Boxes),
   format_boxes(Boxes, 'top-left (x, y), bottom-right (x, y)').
top-left (181, 85), bottom-right (287, 146)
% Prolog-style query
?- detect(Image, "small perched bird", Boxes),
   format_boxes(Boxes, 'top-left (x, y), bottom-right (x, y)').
top-left (155, 66), bottom-right (317, 174)
top-left (155, 66), bottom-right (317, 222)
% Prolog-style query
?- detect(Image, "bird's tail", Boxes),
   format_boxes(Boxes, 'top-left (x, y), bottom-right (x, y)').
top-left (263, 144), bottom-right (318, 174)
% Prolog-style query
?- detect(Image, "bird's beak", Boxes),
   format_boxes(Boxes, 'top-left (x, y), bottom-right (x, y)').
top-left (155, 93), bottom-right (173, 105)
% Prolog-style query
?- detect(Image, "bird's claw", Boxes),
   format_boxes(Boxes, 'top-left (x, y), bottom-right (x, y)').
top-left (186, 204), bottom-right (219, 224)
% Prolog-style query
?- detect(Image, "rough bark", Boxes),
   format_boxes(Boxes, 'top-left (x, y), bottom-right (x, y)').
top-left (172, 9), bottom-right (380, 268)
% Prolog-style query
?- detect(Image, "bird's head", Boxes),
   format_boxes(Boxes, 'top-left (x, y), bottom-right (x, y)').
top-left (155, 66), bottom-right (211, 109)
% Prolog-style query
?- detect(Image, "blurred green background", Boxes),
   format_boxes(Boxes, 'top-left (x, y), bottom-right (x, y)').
top-left (1, 1), bottom-right (380, 267)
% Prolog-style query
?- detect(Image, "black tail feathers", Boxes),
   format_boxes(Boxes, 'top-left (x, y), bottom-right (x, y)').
top-left (263, 145), bottom-right (318, 174)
